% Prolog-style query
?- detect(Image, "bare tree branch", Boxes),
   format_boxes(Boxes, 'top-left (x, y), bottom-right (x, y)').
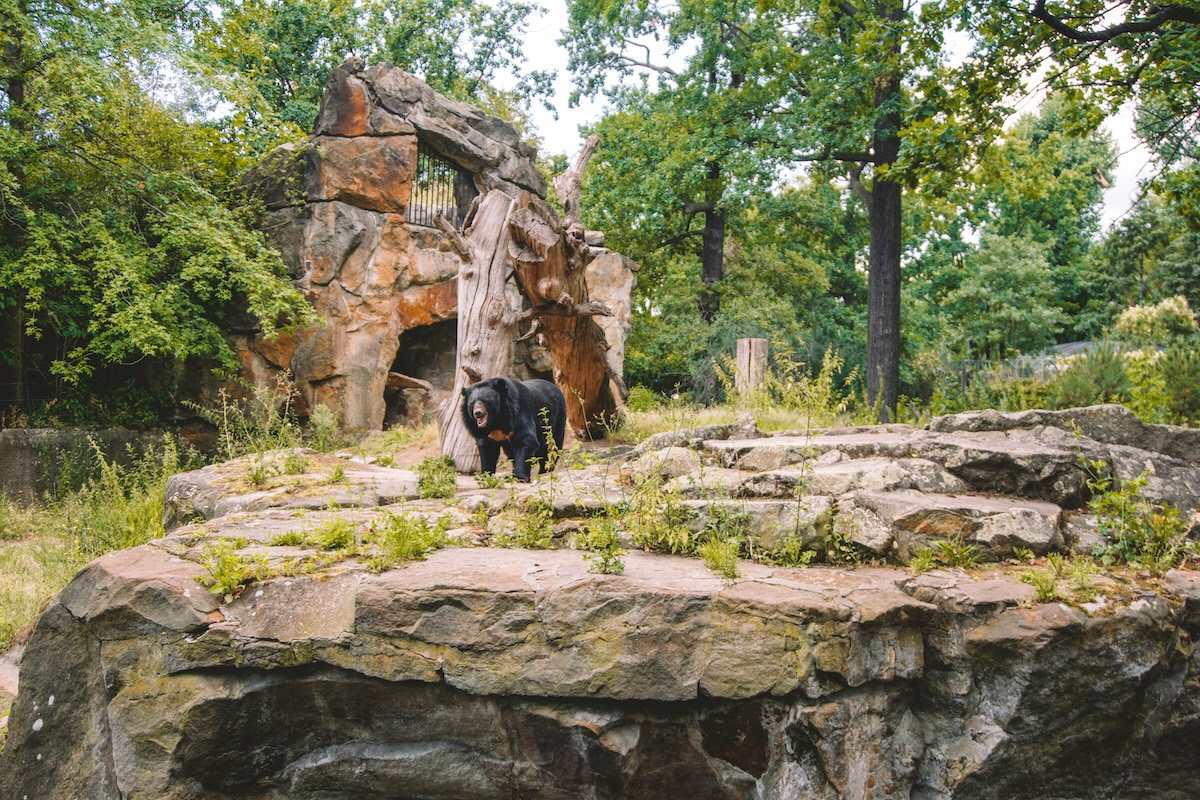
top-left (1030, 0), bottom-right (1200, 43)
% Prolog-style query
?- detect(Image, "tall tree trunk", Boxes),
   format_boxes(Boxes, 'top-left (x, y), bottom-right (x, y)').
top-left (436, 191), bottom-right (520, 472)
top-left (508, 192), bottom-right (621, 438)
top-left (694, 160), bottom-right (725, 321)
top-left (436, 137), bottom-right (621, 468)
top-left (865, 0), bottom-right (904, 422)
top-left (2, 6), bottom-right (29, 407)
top-left (698, 205), bottom-right (725, 321)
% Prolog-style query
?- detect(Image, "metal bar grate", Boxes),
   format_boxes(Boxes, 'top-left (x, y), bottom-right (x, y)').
top-left (406, 140), bottom-right (477, 228)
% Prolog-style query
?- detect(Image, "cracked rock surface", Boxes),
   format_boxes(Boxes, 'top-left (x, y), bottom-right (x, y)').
top-left (3, 404), bottom-right (1200, 798)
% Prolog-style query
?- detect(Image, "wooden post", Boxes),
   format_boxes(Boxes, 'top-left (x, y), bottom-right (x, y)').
top-left (435, 190), bottom-right (518, 473)
top-left (736, 338), bottom-right (768, 394)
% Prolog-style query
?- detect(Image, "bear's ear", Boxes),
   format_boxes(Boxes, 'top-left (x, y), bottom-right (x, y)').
top-left (461, 386), bottom-right (469, 397)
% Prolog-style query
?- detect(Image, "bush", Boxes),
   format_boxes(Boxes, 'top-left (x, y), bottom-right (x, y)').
top-left (1047, 343), bottom-right (1130, 409)
top-left (365, 511), bottom-right (451, 571)
top-left (1085, 460), bottom-right (1191, 575)
top-left (1114, 295), bottom-right (1198, 346)
top-left (1161, 344), bottom-right (1200, 424)
top-left (417, 455), bottom-right (457, 499)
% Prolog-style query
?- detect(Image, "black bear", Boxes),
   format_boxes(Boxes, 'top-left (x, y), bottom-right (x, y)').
top-left (460, 377), bottom-right (567, 482)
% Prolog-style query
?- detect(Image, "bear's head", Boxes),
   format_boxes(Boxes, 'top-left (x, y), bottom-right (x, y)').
top-left (461, 379), bottom-right (508, 435)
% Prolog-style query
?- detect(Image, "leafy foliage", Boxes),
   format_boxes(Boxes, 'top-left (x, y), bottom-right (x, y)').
top-left (417, 455), bottom-right (458, 499)
top-left (1085, 461), bottom-right (1191, 576)
top-left (196, 540), bottom-right (272, 603)
top-left (579, 519), bottom-right (626, 575)
top-left (365, 511), bottom-right (451, 571)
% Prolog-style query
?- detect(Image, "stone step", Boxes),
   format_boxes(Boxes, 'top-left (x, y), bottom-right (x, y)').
top-left (835, 489), bottom-right (1063, 561)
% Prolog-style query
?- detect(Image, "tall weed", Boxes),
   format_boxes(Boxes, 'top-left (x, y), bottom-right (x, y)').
top-left (0, 436), bottom-right (181, 649)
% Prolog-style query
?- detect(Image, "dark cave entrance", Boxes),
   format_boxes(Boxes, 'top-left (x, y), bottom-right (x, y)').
top-left (384, 319), bottom-right (458, 429)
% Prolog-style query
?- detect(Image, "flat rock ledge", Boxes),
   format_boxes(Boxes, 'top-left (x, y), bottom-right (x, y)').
top-left (4, 404), bottom-right (1200, 799)
top-left (3, 535), bottom-right (1200, 800)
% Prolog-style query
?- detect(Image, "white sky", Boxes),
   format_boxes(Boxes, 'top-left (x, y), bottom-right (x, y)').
top-left (516, 1), bottom-right (1149, 230)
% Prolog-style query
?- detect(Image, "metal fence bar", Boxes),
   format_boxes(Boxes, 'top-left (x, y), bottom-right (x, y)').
top-left (406, 141), bottom-right (474, 228)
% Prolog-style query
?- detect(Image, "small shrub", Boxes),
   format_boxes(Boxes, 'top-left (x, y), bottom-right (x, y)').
top-left (909, 547), bottom-right (937, 572)
top-left (704, 505), bottom-right (749, 544)
top-left (823, 525), bottom-right (863, 566)
top-left (365, 511), bottom-right (451, 571)
top-left (1160, 344), bottom-right (1200, 424)
top-left (417, 455), bottom-right (457, 499)
top-left (1068, 556), bottom-right (1098, 602)
top-left (244, 453), bottom-right (280, 486)
top-left (767, 535), bottom-right (817, 567)
top-left (196, 540), bottom-right (272, 603)
top-left (283, 451), bottom-right (309, 475)
top-left (1047, 342), bottom-right (1131, 409)
top-left (73, 437), bottom-right (177, 559)
top-left (1114, 295), bottom-right (1197, 346)
top-left (1086, 461), bottom-right (1190, 575)
top-left (626, 385), bottom-right (666, 412)
top-left (1011, 546), bottom-right (1035, 563)
top-left (326, 463), bottom-right (346, 484)
top-left (269, 531), bottom-right (307, 547)
top-left (192, 375), bottom-right (302, 461)
top-left (580, 519), bottom-right (626, 575)
top-left (475, 471), bottom-right (512, 490)
top-left (699, 536), bottom-right (741, 580)
top-left (496, 501), bottom-right (555, 549)
top-left (627, 474), bottom-right (696, 554)
top-left (308, 518), bottom-right (358, 551)
top-left (1020, 568), bottom-right (1062, 602)
top-left (306, 404), bottom-right (343, 452)
top-left (932, 535), bottom-right (986, 569)
top-left (1125, 350), bottom-right (1173, 424)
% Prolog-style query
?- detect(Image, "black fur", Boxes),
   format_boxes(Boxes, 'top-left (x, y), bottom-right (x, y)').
top-left (460, 377), bottom-right (567, 482)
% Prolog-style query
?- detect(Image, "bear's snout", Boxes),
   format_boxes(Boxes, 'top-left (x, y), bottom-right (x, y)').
top-left (471, 400), bottom-right (488, 427)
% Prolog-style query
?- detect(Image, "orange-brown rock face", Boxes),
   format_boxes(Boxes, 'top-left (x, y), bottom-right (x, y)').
top-left (236, 60), bottom-right (557, 433)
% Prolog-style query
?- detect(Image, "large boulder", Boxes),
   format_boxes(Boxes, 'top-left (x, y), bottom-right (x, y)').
top-left (235, 61), bottom-right (637, 432)
top-left (3, 534), bottom-right (1200, 799)
top-left (6, 404), bottom-right (1200, 798)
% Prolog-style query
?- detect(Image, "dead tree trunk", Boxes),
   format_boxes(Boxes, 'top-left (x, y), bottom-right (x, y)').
top-left (509, 137), bottom-right (623, 438)
top-left (436, 137), bottom-right (620, 466)
top-left (436, 190), bottom-right (519, 472)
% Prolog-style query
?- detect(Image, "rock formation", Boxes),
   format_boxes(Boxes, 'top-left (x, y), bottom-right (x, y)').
top-left (235, 60), bottom-right (636, 433)
top-left (3, 405), bottom-right (1200, 798)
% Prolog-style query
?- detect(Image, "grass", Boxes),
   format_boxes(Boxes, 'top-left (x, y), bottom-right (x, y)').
top-left (0, 437), bottom-right (178, 649)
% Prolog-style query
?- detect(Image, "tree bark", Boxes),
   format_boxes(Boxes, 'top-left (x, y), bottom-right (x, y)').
top-left (508, 192), bottom-right (622, 438)
top-left (436, 138), bottom-right (622, 465)
top-left (436, 191), bottom-right (520, 472)
top-left (865, 0), bottom-right (904, 423)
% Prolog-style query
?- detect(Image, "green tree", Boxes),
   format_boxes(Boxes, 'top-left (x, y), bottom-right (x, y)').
top-left (945, 234), bottom-right (1065, 360)
top-left (194, 0), bottom-right (554, 145)
top-left (565, 0), bottom-right (1030, 418)
top-left (972, 97), bottom-right (1114, 329)
top-left (1026, 0), bottom-right (1200, 224)
top-left (0, 0), bottom-right (312, 422)
top-left (1092, 193), bottom-right (1200, 319)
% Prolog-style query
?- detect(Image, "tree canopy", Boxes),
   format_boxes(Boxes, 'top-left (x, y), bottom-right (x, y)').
top-left (0, 0), bottom-right (553, 423)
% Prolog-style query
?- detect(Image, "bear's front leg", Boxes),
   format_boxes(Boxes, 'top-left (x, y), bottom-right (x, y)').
top-left (507, 437), bottom-right (539, 482)
top-left (476, 438), bottom-right (502, 474)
